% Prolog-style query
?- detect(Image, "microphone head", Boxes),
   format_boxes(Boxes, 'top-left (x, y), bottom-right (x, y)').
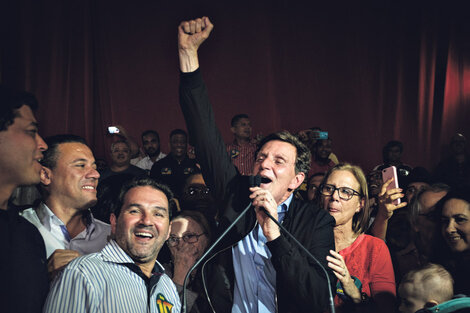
top-left (249, 175), bottom-right (270, 187)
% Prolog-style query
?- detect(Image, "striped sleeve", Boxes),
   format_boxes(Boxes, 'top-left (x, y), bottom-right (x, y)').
top-left (43, 265), bottom-right (96, 313)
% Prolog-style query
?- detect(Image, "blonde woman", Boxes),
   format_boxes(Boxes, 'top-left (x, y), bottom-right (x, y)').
top-left (320, 163), bottom-right (396, 312)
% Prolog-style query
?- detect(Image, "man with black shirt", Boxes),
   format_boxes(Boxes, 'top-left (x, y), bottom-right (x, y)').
top-left (0, 86), bottom-right (49, 313)
top-left (150, 129), bottom-right (198, 197)
top-left (177, 17), bottom-right (335, 313)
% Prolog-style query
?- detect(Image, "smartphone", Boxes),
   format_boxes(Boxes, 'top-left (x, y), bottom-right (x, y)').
top-left (311, 130), bottom-right (328, 140)
top-left (108, 126), bottom-right (119, 134)
top-left (381, 166), bottom-right (401, 205)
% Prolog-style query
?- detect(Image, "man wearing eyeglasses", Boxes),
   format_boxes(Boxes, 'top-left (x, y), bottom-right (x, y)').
top-left (177, 17), bottom-right (335, 313)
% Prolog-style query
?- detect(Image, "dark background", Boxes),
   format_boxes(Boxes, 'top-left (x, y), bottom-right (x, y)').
top-left (2, 0), bottom-right (469, 173)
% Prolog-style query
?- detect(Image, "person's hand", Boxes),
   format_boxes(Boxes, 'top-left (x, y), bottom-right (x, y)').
top-left (297, 129), bottom-right (311, 143)
top-left (377, 178), bottom-right (407, 220)
top-left (249, 187), bottom-right (280, 241)
top-left (171, 243), bottom-right (200, 285)
top-left (48, 249), bottom-right (81, 280)
top-left (178, 17), bottom-right (214, 72)
top-left (327, 250), bottom-right (361, 303)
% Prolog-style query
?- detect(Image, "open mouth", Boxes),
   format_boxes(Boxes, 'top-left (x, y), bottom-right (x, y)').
top-left (135, 232), bottom-right (154, 239)
top-left (82, 185), bottom-right (96, 190)
top-left (447, 236), bottom-right (461, 243)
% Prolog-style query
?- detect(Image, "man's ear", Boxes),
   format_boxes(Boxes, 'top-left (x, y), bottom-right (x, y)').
top-left (288, 171), bottom-right (305, 191)
top-left (166, 223), bottom-right (171, 241)
top-left (40, 167), bottom-right (52, 186)
top-left (230, 126), bottom-right (236, 134)
top-left (110, 213), bottom-right (117, 236)
top-left (424, 300), bottom-right (439, 308)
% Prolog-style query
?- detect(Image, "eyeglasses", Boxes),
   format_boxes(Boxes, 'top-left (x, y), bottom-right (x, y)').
top-left (186, 186), bottom-right (210, 196)
top-left (167, 232), bottom-right (206, 247)
top-left (320, 184), bottom-right (362, 201)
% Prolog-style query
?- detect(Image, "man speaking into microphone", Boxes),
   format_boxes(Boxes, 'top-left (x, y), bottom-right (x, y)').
top-left (178, 17), bottom-right (335, 313)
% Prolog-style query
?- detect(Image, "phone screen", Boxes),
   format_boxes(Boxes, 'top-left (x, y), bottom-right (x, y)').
top-left (108, 126), bottom-right (119, 134)
top-left (382, 166), bottom-right (401, 205)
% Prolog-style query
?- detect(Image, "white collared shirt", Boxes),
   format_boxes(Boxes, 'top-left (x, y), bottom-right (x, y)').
top-left (20, 202), bottom-right (111, 258)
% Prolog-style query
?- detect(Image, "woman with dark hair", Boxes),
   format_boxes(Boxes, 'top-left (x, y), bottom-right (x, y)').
top-left (320, 163), bottom-right (396, 312)
top-left (433, 191), bottom-right (470, 295)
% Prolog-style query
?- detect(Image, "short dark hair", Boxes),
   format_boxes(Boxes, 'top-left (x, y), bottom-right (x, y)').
top-left (256, 131), bottom-right (311, 176)
top-left (113, 177), bottom-right (175, 219)
top-left (435, 189), bottom-right (470, 219)
top-left (231, 114), bottom-right (250, 127)
top-left (111, 140), bottom-right (130, 152)
top-left (141, 130), bottom-right (160, 142)
top-left (170, 129), bottom-right (187, 140)
top-left (0, 86), bottom-right (38, 131)
top-left (382, 140), bottom-right (403, 160)
top-left (41, 134), bottom-right (88, 169)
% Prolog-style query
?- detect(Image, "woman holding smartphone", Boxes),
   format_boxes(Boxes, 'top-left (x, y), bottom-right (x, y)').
top-left (319, 163), bottom-right (396, 313)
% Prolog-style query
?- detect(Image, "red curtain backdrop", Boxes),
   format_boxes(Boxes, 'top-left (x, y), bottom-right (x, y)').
top-left (2, 0), bottom-right (469, 173)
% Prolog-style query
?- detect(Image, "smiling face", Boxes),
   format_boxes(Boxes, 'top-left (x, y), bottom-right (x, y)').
top-left (322, 170), bottom-right (363, 229)
top-left (253, 140), bottom-right (304, 205)
top-left (441, 198), bottom-right (470, 253)
top-left (315, 139), bottom-right (332, 160)
top-left (43, 142), bottom-right (100, 210)
top-left (0, 105), bottom-right (47, 191)
top-left (169, 134), bottom-right (187, 159)
top-left (111, 186), bottom-right (170, 265)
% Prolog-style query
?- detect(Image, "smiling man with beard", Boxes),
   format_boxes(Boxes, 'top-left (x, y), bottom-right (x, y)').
top-left (44, 177), bottom-right (181, 313)
top-left (21, 134), bottom-right (111, 279)
top-left (177, 17), bottom-right (335, 313)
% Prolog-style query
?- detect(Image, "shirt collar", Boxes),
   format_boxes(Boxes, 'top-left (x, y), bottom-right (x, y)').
top-left (36, 201), bottom-right (95, 233)
top-left (101, 240), bottom-right (164, 274)
top-left (278, 193), bottom-right (293, 213)
top-left (36, 202), bottom-right (63, 231)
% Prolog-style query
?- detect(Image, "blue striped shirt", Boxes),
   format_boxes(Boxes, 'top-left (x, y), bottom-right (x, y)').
top-left (43, 240), bottom-right (181, 313)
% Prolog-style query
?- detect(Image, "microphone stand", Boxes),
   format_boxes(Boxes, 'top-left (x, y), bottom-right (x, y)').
top-left (181, 201), bottom-right (254, 313)
top-left (181, 175), bottom-right (335, 313)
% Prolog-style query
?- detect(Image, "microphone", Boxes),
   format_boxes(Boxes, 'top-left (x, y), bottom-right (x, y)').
top-left (251, 175), bottom-right (336, 313)
top-left (182, 175), bottom-right (336, 313)
top-left (181, 176), bottom-right (259, 313)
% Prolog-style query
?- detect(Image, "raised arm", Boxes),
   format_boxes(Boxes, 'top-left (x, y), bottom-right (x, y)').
top-left (178, 17), bottom-right (237, 201)
top-left (178, 17), bottom-right (214, 73)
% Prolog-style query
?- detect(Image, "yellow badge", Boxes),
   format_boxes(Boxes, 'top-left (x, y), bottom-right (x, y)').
top-left (156, 293), bottom-right (174, 312)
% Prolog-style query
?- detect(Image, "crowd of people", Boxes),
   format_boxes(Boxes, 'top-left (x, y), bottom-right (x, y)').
top-left (1, 16), bottom-right (470, 313)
